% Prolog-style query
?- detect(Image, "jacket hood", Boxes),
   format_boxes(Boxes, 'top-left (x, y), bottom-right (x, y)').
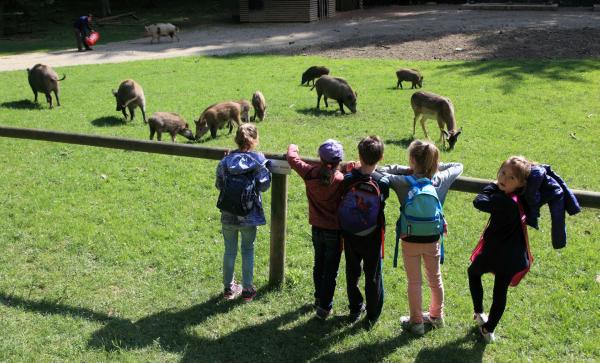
top-left (223, 151), bottom-right (266, 175)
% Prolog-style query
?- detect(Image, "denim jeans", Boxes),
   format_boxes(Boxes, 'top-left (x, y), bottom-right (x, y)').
top-left (312, 226), bottom-right (342, 311)
top-left (222, 224), bottom-right (257, 289)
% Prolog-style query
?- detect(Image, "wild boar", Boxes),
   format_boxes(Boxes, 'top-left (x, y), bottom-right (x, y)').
top-left (411, 91), bottom-right (462, 150)
top-left (237, 99), bottom-right (251, 123)
top-left (311, 75), bottom-right (357, 114)
top-left (112, 79), bottom-right (147, 123)
top-left (396, 68), bottom-right (423, 89)
top-left (194, 101), bottom-right (245, 140)
top-left (301, 66), bottom-right (330, 86)
top-left (251, 90), bottom-right (266, 121)
top-left (145, 23), bottom-right (180, 44)
top-left (148, 112), bottom-right (194, 142)
top-left (27, 64), bottom-right (66, 109)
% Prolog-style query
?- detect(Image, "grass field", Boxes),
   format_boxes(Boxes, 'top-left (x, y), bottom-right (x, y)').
top-left (0, 55), bottom-right (599, 362)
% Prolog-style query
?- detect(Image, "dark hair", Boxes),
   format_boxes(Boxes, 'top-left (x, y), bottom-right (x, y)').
top-left (357, 135), bottom-right (384, 166)
top-left (318, 160), bottom-right (340, 186)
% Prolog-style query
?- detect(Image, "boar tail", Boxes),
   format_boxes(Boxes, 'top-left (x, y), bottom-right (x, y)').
top-left (57, 74), bottom-right (66, 81)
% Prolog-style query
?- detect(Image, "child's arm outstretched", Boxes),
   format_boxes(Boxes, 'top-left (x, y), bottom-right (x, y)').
top-left (435, 162), bottom-right (464, 204)
top-left (286, 144), bottom-right (318, 179)
top-left (378, 164), bottom-right (412, 175)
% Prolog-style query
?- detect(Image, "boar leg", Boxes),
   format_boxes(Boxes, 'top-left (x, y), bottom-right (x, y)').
top-left (32, 89), bottom-right (38, 103)
top-left (149, 127), bottom-right (156, 140)
top-left (170, 131), bottom-right (177, 142)
top-left (46, 93), bottom-right (53, 109)
top-left (210, 126), bottom-right (217, 139)
top-left (140, 107), bottom-right (147, 124)
top-left (323, 96), bottom-right (329, 108)
top-left (316, 92), bottom-right (322, 109)
top-left (337, 100), bottom-right (345, 114)
top-left (129, 106), bottom-right (135, 121)
top-left (156, 131), bottom-right (162, 142)
top-left (397, 80), bottom-right (402, 89)
top-left (122, 108), bottom-right (128, 120)
top-left (54, 90), bottom-right (61, 107)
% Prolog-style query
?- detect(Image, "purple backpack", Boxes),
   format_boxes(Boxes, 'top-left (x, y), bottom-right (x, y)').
top-left (338, 175), bottom-right (382, 236)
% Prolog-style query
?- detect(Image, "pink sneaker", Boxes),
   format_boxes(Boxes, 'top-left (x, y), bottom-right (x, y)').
top-left (242, 286), bottom-right (257, 302)
top-left (223, 282), bottom-right (242, 300)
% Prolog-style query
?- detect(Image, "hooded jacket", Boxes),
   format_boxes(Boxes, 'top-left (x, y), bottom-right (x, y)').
top-left (524, 165), bottom-right (581, 249)
top-left (286, 145), bottom-right (345, 230)
top-left (216, 151), bottom-right (271, 226)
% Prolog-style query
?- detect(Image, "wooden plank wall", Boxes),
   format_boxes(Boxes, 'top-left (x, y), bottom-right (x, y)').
top-left (240, 0), bottom-right (336, 22)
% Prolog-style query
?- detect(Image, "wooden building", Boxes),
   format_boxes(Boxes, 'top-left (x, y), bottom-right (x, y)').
top-left (240, 0), bottom-right (337, 22)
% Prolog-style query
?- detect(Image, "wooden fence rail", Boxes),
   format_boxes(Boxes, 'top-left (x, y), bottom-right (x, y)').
top-left (1, 126), bottom-right (598, 286)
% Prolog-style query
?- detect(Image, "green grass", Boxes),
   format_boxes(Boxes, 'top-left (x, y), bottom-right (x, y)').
top-left (0, 55), bottom-right (599, 362)
top-left (0, 0), bottom-right (231, 55)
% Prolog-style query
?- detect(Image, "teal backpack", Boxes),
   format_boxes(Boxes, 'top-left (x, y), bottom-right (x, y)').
top-left (393, 175), bottom-right (446, 267)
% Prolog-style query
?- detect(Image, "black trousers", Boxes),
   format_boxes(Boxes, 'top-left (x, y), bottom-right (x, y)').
top-left (468, 256), bottom-right (513, 333)
top-left (344, 230), bottom-right (384, 321)
top-left (312, 226), bottom-right (342, 311)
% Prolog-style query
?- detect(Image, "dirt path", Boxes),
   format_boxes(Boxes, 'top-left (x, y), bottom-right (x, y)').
top-left (2, 5), bottom-right (600, 72)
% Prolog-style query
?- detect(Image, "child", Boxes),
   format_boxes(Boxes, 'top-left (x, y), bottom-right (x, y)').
top-left (469, 156), bottom-right (533, 343)
top-left (215, 123), bottom-right (271, 301)
top-left (379, 140), bottom-right (463, 335)
top-left (340, 135), bottom-right (389, 326)
top-left (286, 139), bottom-right (345, 319)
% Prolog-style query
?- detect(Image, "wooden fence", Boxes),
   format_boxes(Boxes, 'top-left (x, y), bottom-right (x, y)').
top-left (1, 126), bottom-right (598, 286)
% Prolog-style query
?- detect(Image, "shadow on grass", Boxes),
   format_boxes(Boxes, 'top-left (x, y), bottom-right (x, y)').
top-left (385, 136), bottom-right (414, 148)
top-left (0, 288), bottom-right (381, 361)
top-left (296, 107), bottom-right (343, 117)
top-left (1, 99), bottom-right (41, 110)
top-left (414, 327), bottom-right (487, 363)
top-left (91, 116), bottom-right (126, 127)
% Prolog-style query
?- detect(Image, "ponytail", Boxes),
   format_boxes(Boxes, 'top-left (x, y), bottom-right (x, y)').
top-left (318, 162), bottom-right (339, 186)
top-left (408, 140), bottom-right (439, 179)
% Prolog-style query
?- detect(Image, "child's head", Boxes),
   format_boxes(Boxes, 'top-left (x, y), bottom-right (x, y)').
top-left (408, 140), bottom-right (439, 179)
top-left (318, 139), bottom-right (344, 185)
top-left (497, 156), bottom-right (533, 194)
top-left (235, 123), bottom-right (258, 151)
top-left (357, 135), bottom-right (384, 166)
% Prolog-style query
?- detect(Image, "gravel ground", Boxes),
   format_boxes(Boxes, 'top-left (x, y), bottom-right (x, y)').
top-left (1, 5), bottom-right (599, 72)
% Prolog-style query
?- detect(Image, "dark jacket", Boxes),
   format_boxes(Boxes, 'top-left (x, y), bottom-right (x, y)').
top-left (524, 165), bottom-right (581, 249)
top-left (472, 183), bottom-right (529, 276)
top-left (215, 151), bottom-right (271, 226)
top-left (74, 16), bottom-right (91, 33)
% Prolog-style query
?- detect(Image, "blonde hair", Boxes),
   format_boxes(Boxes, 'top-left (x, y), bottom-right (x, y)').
top-left (499, 156), bottom-right (535, 186)
top-left (408, 140), bottom-right (439, 179)
top-left (235, 123), bottom-right (258, 151)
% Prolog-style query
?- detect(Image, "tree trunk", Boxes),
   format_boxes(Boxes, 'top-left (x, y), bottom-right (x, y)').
top-left (100, 0), bottom-right (111, 17)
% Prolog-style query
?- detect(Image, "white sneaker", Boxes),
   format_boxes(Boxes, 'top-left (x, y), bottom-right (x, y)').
top-left (400, 316), bottom-right (425, 336)
top-left (474, 313), bottom-right (488, 327)
top-left (423, 312), bottom-right (445, 329)
top-left (479, 325), bottom-right (496, 343)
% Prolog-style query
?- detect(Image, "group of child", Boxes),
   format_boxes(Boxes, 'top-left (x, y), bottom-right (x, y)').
top-left (215, 123), bottom-right (542, 344)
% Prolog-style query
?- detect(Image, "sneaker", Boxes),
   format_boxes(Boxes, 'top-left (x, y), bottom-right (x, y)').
top-left (400, 316), bottom-right (425, 336)
top-left (315, 306), bottom-right (333, 320)
top-left (223, 282), bottom-right (242, 300)
top-left (423, 312), bottom-right (445, 329)
top-left (348, 303), bottom-right (366, 324)
top-left (242, 286), bottom-right (257, 302)
top-left (474, 313), bottom-right (488, 327)
top-left (479, 325), bottom-right (496, 343)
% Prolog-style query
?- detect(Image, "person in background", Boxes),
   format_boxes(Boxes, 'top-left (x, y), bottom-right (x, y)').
top-left (73, 14), bottom-right (94, 52)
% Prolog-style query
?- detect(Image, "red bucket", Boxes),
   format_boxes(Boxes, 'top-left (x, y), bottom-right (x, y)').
top-left (85, 31), bottom-right (100, 46)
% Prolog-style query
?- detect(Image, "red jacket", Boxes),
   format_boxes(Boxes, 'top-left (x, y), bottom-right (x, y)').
top-left (286, 145), bottom-right (344, 230)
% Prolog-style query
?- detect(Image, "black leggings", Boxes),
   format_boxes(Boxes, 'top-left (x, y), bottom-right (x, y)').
top-left (467, 257), bottom-right (513, 333)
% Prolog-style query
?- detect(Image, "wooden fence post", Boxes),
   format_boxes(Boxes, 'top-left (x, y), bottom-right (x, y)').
top-left (269, 172), bottom-right (288, 287)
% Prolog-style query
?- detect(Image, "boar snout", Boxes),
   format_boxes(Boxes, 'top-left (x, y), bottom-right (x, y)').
top-left (181, 129), bottom-right (195, 141)
top-left (194, 120), bottom-right (209, 140)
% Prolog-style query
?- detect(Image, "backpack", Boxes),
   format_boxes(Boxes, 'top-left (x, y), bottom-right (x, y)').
top-left (217, 165), bottom-right (258, 217)
top-left (393, 175), bottom-right (445, 267)
top-left (338, 172), bottom-right (383, 236)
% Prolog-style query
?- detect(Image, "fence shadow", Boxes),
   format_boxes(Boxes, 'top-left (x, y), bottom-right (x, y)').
top-left (1, 99), bottom-right (41, 110)
top-left (91, 116), bottom-right (126, 127)
top-left (414, 327), bottom-right (487, 363)
top-left (385, 136), bottom-right (414, 148)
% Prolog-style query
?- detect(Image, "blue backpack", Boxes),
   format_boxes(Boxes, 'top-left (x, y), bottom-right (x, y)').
top-left (217, 168), bottom-right (258, 216)
top-left (393, 175), bottom-right (445, 267)
top-left (338, 173), bottom-right (383, 236)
